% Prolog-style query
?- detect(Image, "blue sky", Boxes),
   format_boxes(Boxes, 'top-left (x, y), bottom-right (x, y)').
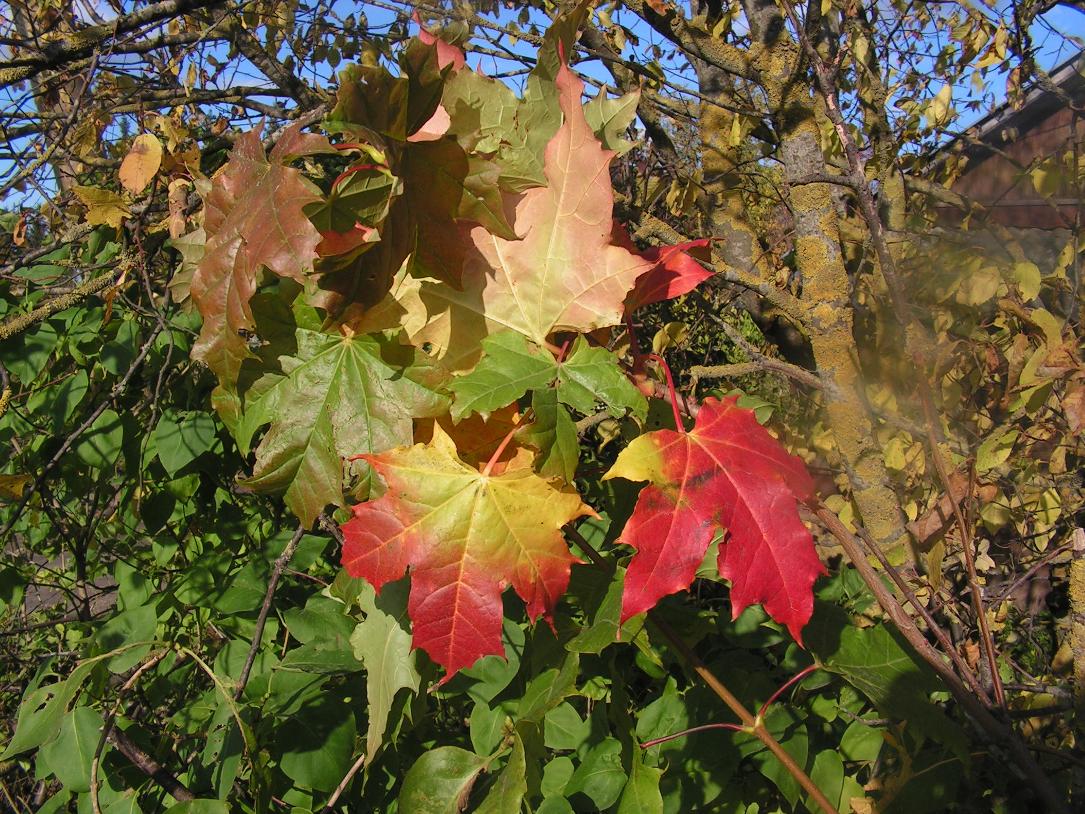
top-left (2, 1), bottom-right (1083, 210)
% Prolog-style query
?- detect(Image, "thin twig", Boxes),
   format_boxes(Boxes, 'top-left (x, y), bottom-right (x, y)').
top-left (0, 269), bottom-right (118, 341)
top-left (851, 522), bottom-right (993, 705)
top-left (986, 542), bottom-right (1072, 606)
top-left (688, 290), bottom-right (826, 392)
top-left (639, 721), bottom-right (745, 749)
top-left (648, 615), bottom-right (838, 814)
top-left (0, 320), bottom-right (161, 541)
top-left (320, 751), bottom-right (367, 812)
top-left (0, 361), bottom-right (10, 423)
top-left (917, 389), bottom-right (1005, 707)
top-left (319, 511), bottom-right (345, 547)
top-left (106, 728), bottom-right (196, 802)
top-left (234, 524), bottom-right (306, 700)
top-left (91, 650), bottom-right (193, 809)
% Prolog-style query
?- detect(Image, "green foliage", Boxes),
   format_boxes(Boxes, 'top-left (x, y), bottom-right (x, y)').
top-left (2, 2), bottom-right (1082, 814)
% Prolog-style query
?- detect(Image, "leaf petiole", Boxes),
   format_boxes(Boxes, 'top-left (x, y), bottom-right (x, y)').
top-left (645, 352), bottom-right (684, 432)
top-left (481, 421), bottom-right (522, 477)
top-left (639, 722), bottom-right (746, 750)
top-left (756, 663), bottom-right (820, 720)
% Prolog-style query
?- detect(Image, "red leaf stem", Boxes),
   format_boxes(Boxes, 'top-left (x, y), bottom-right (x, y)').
top-left (645, 352), bottom-right (683, 432)
top-left (639, 722), bottom-right (746, 750)
top-left (330, 163), bottom-right (384, 190)
top-left (482, 423), bottom-right (520, 477)
top-left (757, 664), bottom-right (820, 720)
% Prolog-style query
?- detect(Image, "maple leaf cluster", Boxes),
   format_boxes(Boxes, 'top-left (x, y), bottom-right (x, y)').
top-left (182, 9), bottom-right (824, 679)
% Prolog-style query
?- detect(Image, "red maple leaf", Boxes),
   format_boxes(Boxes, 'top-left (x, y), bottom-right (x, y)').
top-left (341, 426), bottom-right (593, 678)
top-left (604, 396), bottom-right (824, 642)
top-left (610, 223), bottom-right (713, 311)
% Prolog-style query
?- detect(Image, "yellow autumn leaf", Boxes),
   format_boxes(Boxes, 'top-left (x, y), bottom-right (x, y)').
top-left (975, 428), bottom-right (1018, 472)
top-left (927, 83), bottom-right (954, 128)
top-left (1009, 261), bottom-right (1041, 300)
top-left (883, 435), bottom-right (909, 471)
top-left (0, 474), bottom-right (31, 501)
top-left (119, 133), bottom-right (163, 194)
top-left (652, 321), bottom-right (689, 353)
top-left (956, 265), bottom-right (1002, 305)
top-left (1029, 307), bottom-right (1063, 348)
top-left (73, 185), bottom-right (131, 228)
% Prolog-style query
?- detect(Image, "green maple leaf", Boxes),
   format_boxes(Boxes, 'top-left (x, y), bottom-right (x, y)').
top-left (438, 2), bottom-right (588, 192)
top-left (350, 580), bottom-right (420, 767)
top-left (450, 331), bottom-right (645, 423)
top-left (237, 300), bottom-right (447, 526)
top-left (517, 388), bottom-right (580, 483)
top-left (584, 87), bottom-right (640, 155)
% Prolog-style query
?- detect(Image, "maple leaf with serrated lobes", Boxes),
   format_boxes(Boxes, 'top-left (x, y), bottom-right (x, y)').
top-left (341, 425), bottom-right (595, 679)
top-left (190, 123), bottom-right (332, 424)
top-left (603, 396), bottom-right (825, 642)
top-left (391, 56), bottom-right (652, 370)
top-left (449, 331), bottom-right (646, 422)
top-left (236, 315), bottom-right (448, 526)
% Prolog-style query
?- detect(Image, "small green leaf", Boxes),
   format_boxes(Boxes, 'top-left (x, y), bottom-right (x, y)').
top-left (518, 388), bottom-right (578, 483)
top-left (451, 332), bottom-right (644, 422)
top-left (460, 156), bottom-right (519, 239)
top-left (0, 660), bottom-right (98, 760)
top-left (33, 791), bottom-right (70, 814)
top-left (616, 749), bottom-right (663, 814)
top-left (165, 802), bottom-right (230, 814)
top-left (476, 732), bottom-right (527, 814)
top-left (566, 566), bottom-right (624, 655)
top-left (584, 88), bottom-right (640, 155)
top-left (541, 756), bottom-right (575, 797)
top-left (278, 643), bottom-right (363, 674)
top-left (26, 369), bottom-right (88, 431)
top-left (536, 798), bottom-right (575, 814)
top-left (153, 412), bottom-right (218, 476)
top-left (544, 702), bottom-right (590, 751)
top-left (470, 700), bottom-right (506, 756)
top-left (518, 653), bottom-right (579, 723)
top-left (350, 580), bottom-right (420, 765)
top-left (399, 746), bottom-right (489, 814)
top-left (74, 408), bottom-right (124, 469)
top-left (284, 595), bottom-right (355, 646)
top-left (94, 605), bottom-right (157, 673)
top-left (806, 603), bottom-right (968, 762)
top-left (807, 749), bottom-right (845, 813)
top-left (458, 619), bottom-right (525, 703)
top-left (0, 320), bottom-right (59, 383)
top-left (840, 719), bottom-right (884, 762)
top-left (558, 338), bottom-right (646, 420)
top-left (277, 703), bottom-right (357, 792)
top-left (450, 331), bottom-right (554, 420)
top-left (40, 706), bottom-right (103, 792)
top-left (565, 737), bottom-right (626, 809)
top-left (976, 428), bottom-right (1018, 472)
top-left (101, 318), bottom-right (139, 375)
